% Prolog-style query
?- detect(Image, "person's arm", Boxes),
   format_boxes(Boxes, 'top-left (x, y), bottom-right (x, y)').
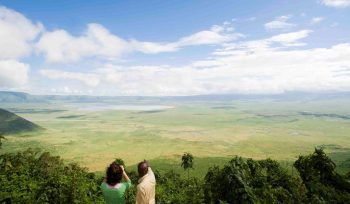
top-left (120, 165), bottom-right (131, 182)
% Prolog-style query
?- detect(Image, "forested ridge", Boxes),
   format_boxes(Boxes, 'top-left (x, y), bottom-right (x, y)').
top-left (1, 143), bottom-right (350, 203)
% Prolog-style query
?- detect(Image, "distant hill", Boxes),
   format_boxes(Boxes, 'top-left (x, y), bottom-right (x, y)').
top-left (0, 108), bottom-right (42, 135)
top-left (1, 90), bottom-right (350, 103)
top-left (0, 91), bottom-right (44, 103)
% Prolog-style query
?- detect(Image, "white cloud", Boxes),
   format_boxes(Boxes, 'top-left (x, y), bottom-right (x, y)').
top-left (37, 22), bottom-right (243, 62)
top-left (39, 69), bottom-right (100, 86)
top-left (191, 60), bottom-right (224, 68)
top-left (36, 24), bottom-right (131, 63)
top-left (90, 36), bottom-right (350, 96)
top-left (129, 24), bottom-right (242, 54)
top-left (310, 17), bottom-right (324, 24)
top-left (0, 6), bottom-right (43, 59)
top-left (321, 0), bottom-right (350, 7)
top-left (264, 16), bottom-right (295, 30)
top-left (0, 60), bottom-right (29, 88)
top-left (214, 30), bottom-right (312, 56)
top-left (130, 41), bottom-right (178, 54)
top-left (186, 41), bottom-right (350, 94)
top-left (39, 41), bottom-right (350, 96)
top-left (71, 43), bottom-right (350, 95)
top-left (95, 65), bottom-right (204, 96)
top-left (177, 25), bottom-right (239, 46)
top-left (269, 30), bottom-right (312, 46)
top-left (2, 5), bottom-right (349, 96)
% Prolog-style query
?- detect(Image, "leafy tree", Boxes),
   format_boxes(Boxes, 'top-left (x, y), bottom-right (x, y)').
top-left (0, 148), bottom-right (103, 204)
top-left (2, 147), bottom-right (350, 204)
top-left (294, 148), bottom-right (350, 203)
top-left (204, 156), bottom-right (306, 204)
top-left (181, 152), bottom-right (194, 179)
top-left (154, 170), bottom-right (204, 203)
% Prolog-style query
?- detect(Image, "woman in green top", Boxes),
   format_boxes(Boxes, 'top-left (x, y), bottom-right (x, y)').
top-left (101, 162), bottom-right (132, 204)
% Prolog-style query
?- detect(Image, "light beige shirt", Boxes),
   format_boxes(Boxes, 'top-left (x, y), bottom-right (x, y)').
top-left (136, 167), bottom-right (156, 204)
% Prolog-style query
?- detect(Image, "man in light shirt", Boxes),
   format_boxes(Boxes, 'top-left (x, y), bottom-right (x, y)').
top-left (136, 160), bottom-right (156, 204)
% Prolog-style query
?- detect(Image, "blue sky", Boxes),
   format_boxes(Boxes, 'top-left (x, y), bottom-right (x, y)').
top-left (0, 0), bottom-right (350, 95)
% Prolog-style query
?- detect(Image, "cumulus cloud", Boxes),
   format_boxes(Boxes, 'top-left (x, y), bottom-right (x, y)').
top-left (130, 41), bottom-right (178, 54)
top-left (132, 24), bottom-right (242, 54)
top-left (95, 65), bottom-right (204, 96)
top-left (2, 5), bottom-right (349, 96)
top-left (183, 39), bottom-right (350, 95)
top-left (0, 6), bottom-right (43, 59)
top-left (39, 69), bottom-right (100, 86)
top-left (213, 30), bottom-right (312, 56)
top-left (78, 33), bottom-right (350, 96)
top-left (0, 6), bottom-right (41, 89)
top-left (0, 60), bottom-right (29, 88)
top-left (321, 0), bottom-right (350, 7)
top-left (264, 16), bottom-right (295, 30)
top-left (176, 25), bottom-right (241, 46)
top-left (36, 24), bottom-right (131, 63)
top-left (37, 22), bottom-right (243, 61)
top-left (268, 30), bottom-right (312, 46)
top-left (43, 41), bottom-right (350, 96)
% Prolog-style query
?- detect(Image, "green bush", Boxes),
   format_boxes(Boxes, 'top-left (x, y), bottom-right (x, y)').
top-left (155, 170), bottom-right (204, 204)
top-left (294, 148), bottom-right (350, 203)
top-left (0, 149), bottom-right (103, 204)
top-left (1, 148), bottom-right (349, 204)
top-left (204, 157), bottom-right (306, 204)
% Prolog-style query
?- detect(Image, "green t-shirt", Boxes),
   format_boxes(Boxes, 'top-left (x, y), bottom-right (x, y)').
top-left (100, 181), bottom-right (132, 204)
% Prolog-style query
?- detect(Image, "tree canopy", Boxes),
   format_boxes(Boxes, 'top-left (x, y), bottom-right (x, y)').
top-left (1, 148), bottom-right (349, 203)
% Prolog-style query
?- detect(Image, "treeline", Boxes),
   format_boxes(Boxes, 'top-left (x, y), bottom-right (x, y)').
top-left (1, 148), bottom-right (350, 204)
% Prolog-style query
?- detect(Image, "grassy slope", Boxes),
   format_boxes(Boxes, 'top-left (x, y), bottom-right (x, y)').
top-left (0, 108), bottom-right (42, 135)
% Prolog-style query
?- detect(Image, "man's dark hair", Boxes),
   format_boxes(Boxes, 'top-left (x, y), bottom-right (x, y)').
top-left (138, 160), bottom-right (149, 177)
top-left (106, 162), bottom-right (122, 185)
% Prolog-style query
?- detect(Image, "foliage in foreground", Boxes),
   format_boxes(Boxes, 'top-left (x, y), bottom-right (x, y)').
top-left (294, 148), bottom-right (350, 203)
top-left (1, 148), bottom-right (350, 204)
top-left (0, 149), bottom-right (103, 204)
top-left (181, 152), bottom-right (194, 179)
top-left (204, 157), bottom-right (306, 204)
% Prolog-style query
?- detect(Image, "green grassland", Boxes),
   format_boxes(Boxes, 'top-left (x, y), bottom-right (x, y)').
top-left (1, 98), bottom-right (350, 177)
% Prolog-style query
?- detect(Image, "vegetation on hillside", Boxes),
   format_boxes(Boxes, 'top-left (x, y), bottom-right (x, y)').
top-left (1, 146), bottom-right (349, 204)
top-left (0, 109), bottom-right (42, 135)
